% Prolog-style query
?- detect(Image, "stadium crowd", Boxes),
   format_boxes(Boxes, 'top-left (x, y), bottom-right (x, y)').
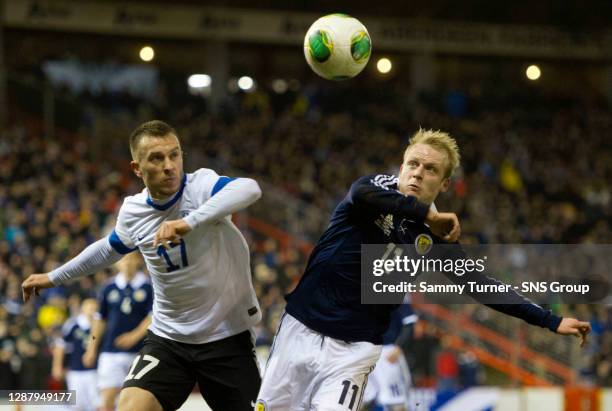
top-left (1, 78), bottom-right (611, 393)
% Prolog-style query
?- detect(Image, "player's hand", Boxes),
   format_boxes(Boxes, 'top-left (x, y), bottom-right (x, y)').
top-left (82, 348), bottom-right (97, 368)
top-left (556, 317), bottom-right (591, 348)
top-left (21, 273), bottom-right (54, 302)
top-left (426, 210), bottom-right (461, 242)
top-left (385, 346), bottom-right (402, 364)
top-left (114, 331), bottom-right (141, 350)
top-left (153, 219), bottom-right (192, 250)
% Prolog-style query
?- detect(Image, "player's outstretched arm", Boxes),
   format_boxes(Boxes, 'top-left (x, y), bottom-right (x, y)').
top-left (22, 237), bottom-right (124, 302)
top-left (444, 263), bottom-right (591, 347)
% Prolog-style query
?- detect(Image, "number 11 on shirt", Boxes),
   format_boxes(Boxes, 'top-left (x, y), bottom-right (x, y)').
top-left (157, 239), bottom-right (189, 272)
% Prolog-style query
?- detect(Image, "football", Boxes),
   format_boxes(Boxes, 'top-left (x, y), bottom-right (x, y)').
top-left (303, 14), bottom-right (372, 80)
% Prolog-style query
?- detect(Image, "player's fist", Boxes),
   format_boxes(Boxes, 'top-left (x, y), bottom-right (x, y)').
top-left (82, 348), bottom-right (97, 368)
top-left (556, 317), bottom-right (591, 348)
top-left (153, 219), bottom-right (192, 250)
top-left (426, 210), bottom-right (461, 243)
top-left (385, 346), bottom-right (403, 364)
top-left (22, 273), bottom-right (53, 302)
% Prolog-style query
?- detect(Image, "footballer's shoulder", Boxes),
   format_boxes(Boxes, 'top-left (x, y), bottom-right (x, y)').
top-left (352, 173), bottom-right (398, 188)
top-left (186, 168), bottom-right (221, 186)
top-left (188, 167), bottom-right (217, 178)
top-left (120, 189), bottom-right (148, 210)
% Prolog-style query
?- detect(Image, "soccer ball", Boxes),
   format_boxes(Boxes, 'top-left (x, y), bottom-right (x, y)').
top-left (303, 14), bottom-right (372, 80)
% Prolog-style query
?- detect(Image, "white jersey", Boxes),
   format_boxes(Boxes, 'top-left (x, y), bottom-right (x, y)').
top-left (110, 168), bottom-right (261, 344)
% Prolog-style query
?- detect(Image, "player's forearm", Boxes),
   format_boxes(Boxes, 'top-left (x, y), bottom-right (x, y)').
top-left (132, 315), bottom-right (152, 339)
top-left (48, 238), bottom-right (123, 285)
top-left (51, 346), bottom-right (64, 371)
top-left (88, 318), bottom-right (106, 351)
top-left (450, 270), bottom-right (562, 331)
top-left (485, 302), bottom-right (562, 332)
top-left (349, 179), bottom-right (429, 222)
top-left (184, 178), bottom-right (262, 229)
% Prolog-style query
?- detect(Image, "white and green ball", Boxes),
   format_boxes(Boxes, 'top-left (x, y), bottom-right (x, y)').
top-left (303, 14), bottom-right (372, 80)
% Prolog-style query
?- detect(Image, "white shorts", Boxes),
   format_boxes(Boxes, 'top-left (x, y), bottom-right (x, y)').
top-left (97, 352), bottom-right (138, 390)
top-left (256, 312), bottom-right (381, 411)
top-left (362, 345), bottom-right (412, 406)
top-left (66, 370), bottom-right (99, 411)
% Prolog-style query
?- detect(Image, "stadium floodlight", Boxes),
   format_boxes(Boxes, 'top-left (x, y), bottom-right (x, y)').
top-left (526, 65), bottom-right (541, 81)
top-left (272, 79), bottom-right (288, 94)
top-left (188, 74), bottom-right (212, 88)
top-left (377, 58), bottom-right (392, 74)
top-left (237, 76), bottom-right (255, 92)
top-left (139, 46), bottom-right (155, 62)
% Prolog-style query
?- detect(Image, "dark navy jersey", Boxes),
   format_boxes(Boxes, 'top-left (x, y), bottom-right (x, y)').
top-left (61, 315), bottom-right (95, 371)
top-left (286, 174), bottom-right (562, 344)
top-left (98, 272), bottom-right (152, 353)
top-left (382, 303), bottom-right (418, 345)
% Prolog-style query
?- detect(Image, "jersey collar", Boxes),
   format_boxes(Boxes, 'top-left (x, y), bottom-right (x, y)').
top-left (146, 174), bottom-right (187, 210)
top-left (115, 272), bottom-right (148, 290)
top-left (76, 314), bottom-right (91, 330)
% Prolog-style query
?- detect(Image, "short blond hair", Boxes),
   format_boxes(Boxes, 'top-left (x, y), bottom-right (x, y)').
top-left (404, 128), bottom-right (460, 178)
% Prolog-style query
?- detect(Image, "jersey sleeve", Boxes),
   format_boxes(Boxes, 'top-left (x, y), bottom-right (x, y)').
top-left (186, 168), bottom-right (221, 205)
top-left (442, 247), bottom-right (563, 332)
top-left (108, 202), bottom-right (137, 254)
top-left (60, 321), bottom-right (75, 346)
top-left (183, 169), bottom-right (261, 229)
top-left (347, 174), bottom-right (430, 223)
top-left (97, 286), bottom-right (110, 321)
top-left (398, 304), bottom-right (418, 325)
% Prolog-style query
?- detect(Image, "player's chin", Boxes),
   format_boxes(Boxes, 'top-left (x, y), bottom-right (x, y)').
top-left (157, 184), bottom-right (179, 196)
top-left (405, 189), bottom-right (421, 199)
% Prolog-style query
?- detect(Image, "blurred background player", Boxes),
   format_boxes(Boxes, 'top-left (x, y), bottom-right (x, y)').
top-left (361, 302), bottom-right (417, 411)
top-left (83, 252), bottom-right (152, 411)
top-left (22, 120), bottom-right (263, 411)
top-left (52, 298), bottom-right (99, 411)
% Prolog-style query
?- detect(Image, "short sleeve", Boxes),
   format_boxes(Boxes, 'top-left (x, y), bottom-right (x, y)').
top-left (98, 287), bottom-right (109, 320)
top-left (188, 168), bottom-right (221, 205)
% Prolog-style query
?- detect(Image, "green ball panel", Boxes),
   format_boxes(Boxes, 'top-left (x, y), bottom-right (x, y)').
top-left (308, 30), bottom-right (333, 63)
top-left (350, 31), bottom-right (371, 63)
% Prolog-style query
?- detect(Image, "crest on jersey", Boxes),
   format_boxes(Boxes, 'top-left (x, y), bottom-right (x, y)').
top-left (133, 289), bottom-right (147, 302)
top-left (255, 400), bottom-right (267, 411)
top-left (108, 290), bottom-right (120, 303)
top-left (179, 209), bottom-right (190, 218)
top-left (414, 233), bottom-right (433, 255)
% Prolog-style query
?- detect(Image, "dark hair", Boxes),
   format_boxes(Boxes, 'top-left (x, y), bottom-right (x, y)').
top-left (129, 120), bottom-right (178, 159)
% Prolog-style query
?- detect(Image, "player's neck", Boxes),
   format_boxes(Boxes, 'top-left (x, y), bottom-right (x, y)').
top-left (148, 189), bottom-right (171, 202)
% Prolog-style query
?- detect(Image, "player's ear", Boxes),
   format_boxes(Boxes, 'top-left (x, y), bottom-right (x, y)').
top-left (440, 177), bottom-right (450, 193)
top-left (131, 160), bottom-right (142, 178)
